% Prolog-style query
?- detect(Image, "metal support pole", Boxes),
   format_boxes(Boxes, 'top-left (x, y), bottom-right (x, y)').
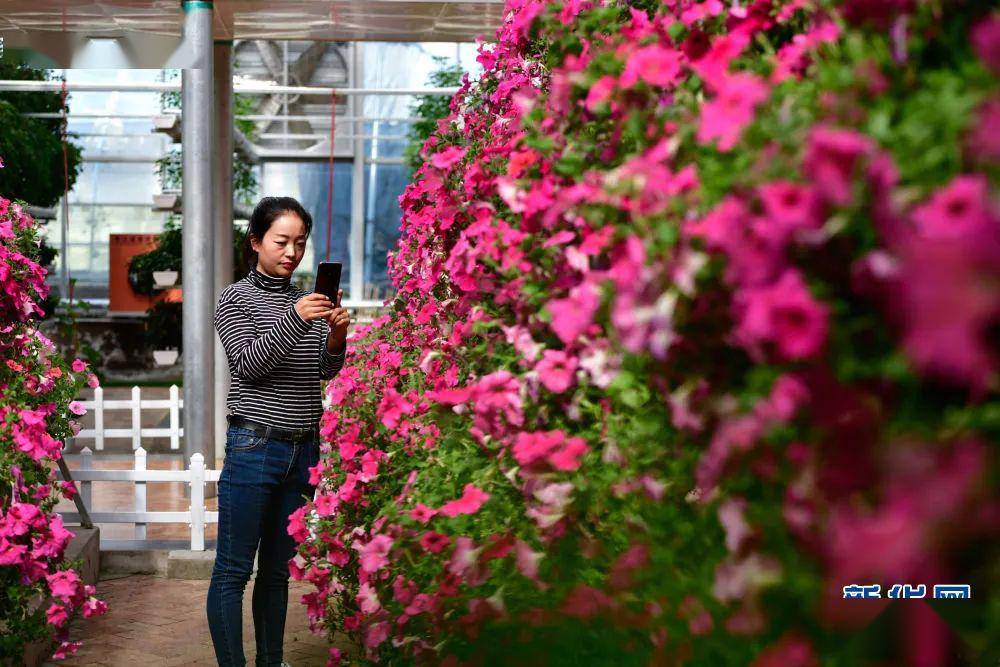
top-left (213, 39), bottom-right (233, 472)
top-left (60, 194), bottom-right (69, 300)
top-left (350, 43), bottom-right (365, 301)
top-left (181, 0), bottom-right (215, 469)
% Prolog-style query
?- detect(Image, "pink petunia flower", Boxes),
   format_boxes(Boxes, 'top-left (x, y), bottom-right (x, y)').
top-left (357, 581), bottom-right (382, 614)
top-left (46, 570), bottom-right (81, 604)
top-left (585, 75), bottom-right (617, 112)
top-left (967, 98), bottom-right (1000, 162)
top-left (689, 32), bottom-right (752, 89)
top-left (971, 12), bottom-right (1000, 74)
top-left (515, 539), bottom-right (544, 582)
top-left (803, 125), bottom-right (874, 206)
top-left (447, 536), bottom-right (485, 581)
top-left (409, 503), bottom-right (438, 523)
top-left (620, 45), bottom-right (685, 88)
top-left (0, 538), bottom-right (27, 566)
top-left (911, 174), bottom-right (994, 239)
top-left (757, 180), bottom-right (823, 240)
top-left (718, 497), bottom-right (753, 553)
top-left (353, 534), bottom-right (394, 573)
top-left (364, 620), bottom-right (390, 648)
top-left (430, 145), bottom-right (467, 169)
top-left (894, 226), bottom-right (1000, 391)
top-left (314, 492), bottom-right (338, 517)
top-left (681, 0), bottom-right (725, 26)
top-left (534, 349), bottom-right (579, 393)
top-left (696, 73), bottom-right (769, 152)
top-left (546, 282), bottom-right (600, 344)
top-left (439, 484), bottom-right (490, 518)
top-left (82, 596), bottom-right (108, 618)
top-left (52, 641), bottom-right (81, 660)
top-left (511, 429), bottom-right (589, 471)
top-left (378, 387), bottom-right (414, 429)
top-left (733, 269), bottom-right (829, 360)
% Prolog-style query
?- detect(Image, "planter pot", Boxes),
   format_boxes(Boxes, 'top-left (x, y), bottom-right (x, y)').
top-left (152, 270), bottom-right (179, 288)
top-left (153, 349), bottom-right (179, 366)
top-left (153, 192), bottom-right (181, 212)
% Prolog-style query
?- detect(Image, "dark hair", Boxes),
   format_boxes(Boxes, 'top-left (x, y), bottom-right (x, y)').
top-left (242, 196), bottom-right (314, 270)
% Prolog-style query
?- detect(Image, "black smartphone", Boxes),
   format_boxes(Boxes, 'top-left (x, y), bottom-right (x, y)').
top-left (314, 261), bottom-right (343, 306)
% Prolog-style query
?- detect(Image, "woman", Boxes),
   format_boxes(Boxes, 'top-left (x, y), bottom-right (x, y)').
top-left (207, 196), bottom-right (349, 666)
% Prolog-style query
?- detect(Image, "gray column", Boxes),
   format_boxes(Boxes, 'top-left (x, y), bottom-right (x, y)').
top-left (350, 43), bottom-right (365, 300)
top-left (212, 40), bottom-right (233, 470)
top-left (181, 0), bottom-right (215, 465)
top-left (60, 192), bottom-right (69, 300)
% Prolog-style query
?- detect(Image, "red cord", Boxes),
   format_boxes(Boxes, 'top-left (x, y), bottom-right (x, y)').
top-left (325, 89), bottom-right (335, 263)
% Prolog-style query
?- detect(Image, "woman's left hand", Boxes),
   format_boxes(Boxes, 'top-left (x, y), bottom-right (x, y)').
top-left (325, 289), bottom-right (350, 344)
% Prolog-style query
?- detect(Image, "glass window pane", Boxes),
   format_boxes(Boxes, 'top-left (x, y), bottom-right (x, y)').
top-left (45, 204), bottom-right (170, 299)
top-left (363, 162), bottom-right (407, 301)
top-left (69, 161), bottom-right (161, 205)
top-left (261, 160), bottom-right (353, 296)
top-left (364, 120), bottom-right (409, 161)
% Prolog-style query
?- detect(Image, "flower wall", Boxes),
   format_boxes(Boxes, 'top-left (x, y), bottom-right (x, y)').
top-left (0, 156), bottom-right (107, 660)
top-left (294, 1), bottom-right (1000, 664)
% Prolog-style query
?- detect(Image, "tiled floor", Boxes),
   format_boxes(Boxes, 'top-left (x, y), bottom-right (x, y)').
top-left (43, 573), bottom-right (348, 666)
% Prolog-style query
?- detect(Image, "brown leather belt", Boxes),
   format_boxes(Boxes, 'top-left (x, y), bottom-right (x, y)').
top-left (226, 414), bottom-right (318, 444)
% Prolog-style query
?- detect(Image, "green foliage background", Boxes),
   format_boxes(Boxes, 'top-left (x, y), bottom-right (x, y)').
top-left (0, 62), bottom-right (83, 207)
top-left (404, 57), bottom-right (466, 175)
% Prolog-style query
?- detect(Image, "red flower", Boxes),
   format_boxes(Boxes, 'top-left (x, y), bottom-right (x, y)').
top-left (419, 531), bottom-right (450, 553)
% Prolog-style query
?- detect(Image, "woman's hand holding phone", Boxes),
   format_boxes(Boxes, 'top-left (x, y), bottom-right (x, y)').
top-left (294, 293), bottom-right (335, 322)
top-left (325, 289), bottom-right (350, 348)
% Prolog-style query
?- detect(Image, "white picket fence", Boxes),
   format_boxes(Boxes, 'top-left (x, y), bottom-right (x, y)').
top-left (58, 384), bottom-right (215, 550)
top-left (71, 385), bottom-right (184, 451)
top-left (57, 446), bottom-right (220, 551)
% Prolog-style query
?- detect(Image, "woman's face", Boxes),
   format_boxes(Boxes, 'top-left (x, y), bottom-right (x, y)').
top-left (250, 212), bottom-right (307, 278)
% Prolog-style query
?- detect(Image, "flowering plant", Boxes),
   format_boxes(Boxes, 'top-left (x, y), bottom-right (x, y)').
top-left (295, 1), bottom-right (1000, 664)
top-left (0, 157), bottom-right (107, 660)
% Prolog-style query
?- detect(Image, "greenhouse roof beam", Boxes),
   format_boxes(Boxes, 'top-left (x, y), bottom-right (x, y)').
top-left (0, 79), bottom-right (459, 96)
top-left (0, 0), bottom-right (503, 49)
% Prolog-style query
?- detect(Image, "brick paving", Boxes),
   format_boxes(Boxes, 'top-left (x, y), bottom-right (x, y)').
top-left (44, 573), bottom-right (349, 666)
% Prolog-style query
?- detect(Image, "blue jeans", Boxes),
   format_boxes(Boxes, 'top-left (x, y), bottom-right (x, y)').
top-left (206, 424), bottom-right (319, 666)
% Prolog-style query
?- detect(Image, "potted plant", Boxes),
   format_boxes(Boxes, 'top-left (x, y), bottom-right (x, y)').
top-left (129, 216), bottom-right (182, 296)
top-left (144, 300), bottom-right (182, 366)
top-left (152, 269), bottom-right (179, 288)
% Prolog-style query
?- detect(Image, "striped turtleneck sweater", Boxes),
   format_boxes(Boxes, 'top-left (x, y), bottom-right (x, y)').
top-left (213, 266), bottom-right (346, 430)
